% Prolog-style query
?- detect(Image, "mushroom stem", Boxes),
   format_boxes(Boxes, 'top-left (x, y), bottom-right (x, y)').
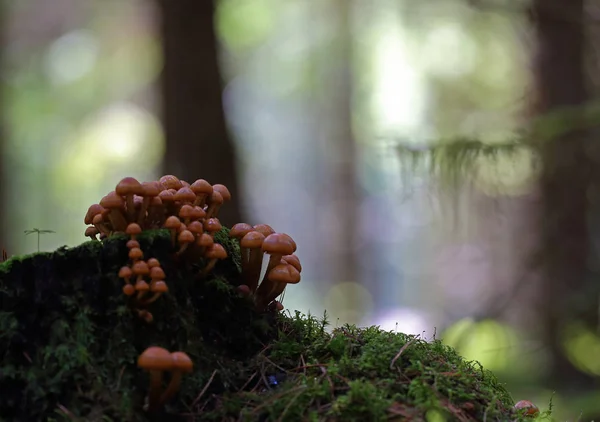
top-left (147, 370), bottom-right (163, 412)
top-left (246, 248), bottom-right (264, 292)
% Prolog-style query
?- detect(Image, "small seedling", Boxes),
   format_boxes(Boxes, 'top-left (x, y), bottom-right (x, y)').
top-left (24, 228), bottom-right (56, 252)
top-left (1, 248), bottom-right (7, 262)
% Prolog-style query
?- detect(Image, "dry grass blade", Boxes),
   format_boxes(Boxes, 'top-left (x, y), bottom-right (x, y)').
top-left (390, 339), bottom-right (417, 370)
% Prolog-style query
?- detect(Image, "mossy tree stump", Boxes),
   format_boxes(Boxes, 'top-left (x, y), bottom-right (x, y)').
top-left (0, 230), bottom-right (539, 421)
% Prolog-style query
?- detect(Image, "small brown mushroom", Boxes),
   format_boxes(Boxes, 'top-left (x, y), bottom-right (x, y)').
top-left (253, 224), bottom-right (275, 237)
top-left (163, 216), bottom-right (181, 246)
top-left (137, 347), bottom-right (173, 412)
top-left (126, 223), bottom-right (142, 241)
top-left (99, 192), bottom-right (128, 232)
top-left (129, 247), bottom-right (144, 261)
top-left (177, 230), bottom-right (195, 255)
top-left (205, 191), bottom-right (223, 219)
top-left (514, 400), bottom-right (539, 417)
top-left (240, 231), bottom-right (265, 292)
top-left (190, 179), bottom-right (213, 207)
top-left (178, 204), bottom-right (194, 225)
top-left (282, 254), bottom-right (302, 273)
top-left (196, 233), bottom-right (214, 254)
top-left (147, 258), bottom-right (160, 268)
top-left (159, 351), bottom-right (193, 407)
top-left (92, 213), bottom-right (110, 236)
top-left (261, 233), bottom-right (295, 285)
top-left (85, 226), bottom-right (99, 241)
top-left (202, 243), bottom-right (227, 275)
top-left (256, 263), bottom-right (300, 311)
top-left (122, 284), bottom-right (136, 296)
top-left (138, 181), bottom-right (161, 226)
top-left (159, 175), bottom-right (182, 191)
top-left (203, 218), bottom-right (222, 237)
top-left (115, 177), bottom-right (144, 222)
top-left (119, 266), bottom-right (133, 284)
top-left (127, 239), bottom-right (140, 249)
top-left (140, 280), bottom-right (169, 306)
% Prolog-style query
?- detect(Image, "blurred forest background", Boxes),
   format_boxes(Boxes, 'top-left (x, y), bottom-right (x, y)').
top-left (1, 0), bottom-right (600, 419)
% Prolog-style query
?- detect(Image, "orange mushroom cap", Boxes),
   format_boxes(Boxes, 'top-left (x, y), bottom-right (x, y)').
top-left (159, 175), bottom-right (182, 191)
top-left (138, 346), bottom-right (173, 371)
top-left (116, 177), bottom-right (144, 197)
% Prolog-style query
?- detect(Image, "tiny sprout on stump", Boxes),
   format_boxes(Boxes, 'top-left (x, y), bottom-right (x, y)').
top-left (24, 228), bottom-right (56, 252)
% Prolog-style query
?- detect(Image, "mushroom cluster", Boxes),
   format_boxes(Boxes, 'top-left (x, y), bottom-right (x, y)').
top-left (84, 175), bottom-right (302, 314)
top-left (230, 224), bottom-right (302, 312)
top-left (118, 224), bottom-right (168, 323)
top-left (84, 175), bottom-right (230, 267)
top-left (137, 346), bottom-right (193, 412)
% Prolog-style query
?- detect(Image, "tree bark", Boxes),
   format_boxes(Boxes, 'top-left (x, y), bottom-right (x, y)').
top-left (157, 0), bottom-right (242, 226)
top-left (531, 0), bottom-right (597, 391)
top-left (0, 2), bottom-right (5, 254)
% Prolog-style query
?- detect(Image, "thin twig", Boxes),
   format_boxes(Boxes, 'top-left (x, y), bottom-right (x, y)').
top-left (191, 369), bottom-right (218, 408)
top-left (390, 339), bottom-right (417, 370)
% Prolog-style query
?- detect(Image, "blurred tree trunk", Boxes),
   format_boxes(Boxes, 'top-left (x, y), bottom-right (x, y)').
top-left (531, 0), bottom-right (597, 391)
top-left (157, 0), bottom-right (242, 226)
top-left (0, 3), bottom-right (5, 253)
top-left (314, 0), bottom-right (361, 318)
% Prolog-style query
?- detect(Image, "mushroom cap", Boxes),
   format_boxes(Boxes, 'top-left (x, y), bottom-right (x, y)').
top-left (159, 175), bottom-right (182, 191)
top-left (212, 184), bottom-right (231, 202)
top-left (203, 218), bottom-right (222, 233)
top-left (129, 247), bottom-right (144, 261)
top-left (178, 230), bottom-right (195, 244)
top-left (180, 180), bottom-right (190, 187)
top-left (230, 223), bottom-right (254, 240)
top-left (240, 231), bottom-right (265, 249)
top-left (118, 266), bottom-right (133, 279)
top-left (164, 216), bottom-right (182, 230)
top-left (206, 243), bottom-right (227, 259)
top-left (191, 206), bottom-right (206, 220)
top-left (147, 258), bottom-right (160, 268)
top-left (123, 284), bottom-right (136, 296)
top-left (92, 213), bottom-right (105, 226)
top-left (132, 261), bottom-right (150, 276)
top-left (178, 204), bottom-right (194, 220)
top-left (253, 224), bottom-right (275, 237)
top-left (85, 204), bottom-right (105, 225)
top-left (150, 266), bottom-right (166, 280)
top-left (236, 284), bottom-right (251, 296)
top-left (158, 190), bottom-right (176, 203)
top-left (126, 223), bottom-right (142, 236)
top-left (150, 280), bottom-right (168, 293)
top-left (268, 264), bottom-right (301, 284)
top-left (207, 191), bottom-right (223, 206)
top-left (197, 233), bottom-right (214, 247)
top-left (141, 181), bottom-right (161, 197)
top-left (85, 226), bottom-right (99, 237)
top-left (116, 177), bottom-right (144, 196)
top-left (100, 191), bottom-right (125, 209)
top-left (187, 221), bottom-right (204, 235)
top-left (170, 351), bottom-right (193, 373)
top-left (282, 254), bottom-right (302, 273)
top-left (174, 187), bottom-right (196, 204)
top-left (135, 278), bottom-right (150, 291)
top-left (279, 233), bottom-right (297, 252)
top-left (190, 179), bottom-right (213, 196)
top-left (126, 239), bottom-right (140, 249)
top-left (138, 346), bottom-right (173, 371)
top-left (514, 400), bottom-right (539, 416)
top-left (262, 233), bottom-right (295, 256)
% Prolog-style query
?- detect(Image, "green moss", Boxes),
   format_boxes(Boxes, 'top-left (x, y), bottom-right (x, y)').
top-left (0, 228), bottom-right (548, 421)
